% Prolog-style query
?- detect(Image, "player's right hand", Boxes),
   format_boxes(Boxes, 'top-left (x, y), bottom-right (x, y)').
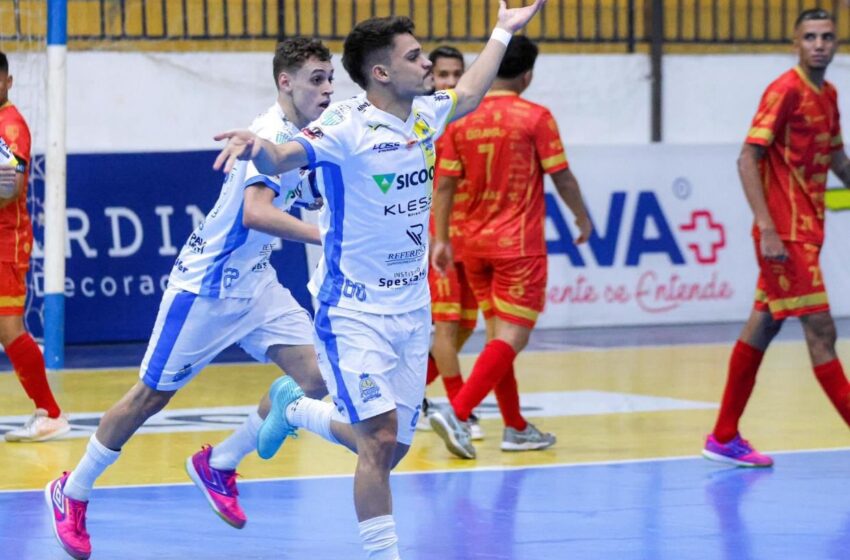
top-left (213, 130), bottom-right (260, 174)
top-left (574, 215), bottom-right (592, 245)
top-left (760, 228), bottom-right (788, 261)
top-left (431, 240), bottom-right (454, 276)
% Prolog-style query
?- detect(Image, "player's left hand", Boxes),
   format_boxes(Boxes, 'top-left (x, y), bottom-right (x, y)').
top-left (213, 130), bottom-right (261, 174)
top-left (496, 0), bottom-right (548, 33)
top-left (574, 215), bottom-right (592, 245)
top-left (431, 240), bottom-right (454, 276)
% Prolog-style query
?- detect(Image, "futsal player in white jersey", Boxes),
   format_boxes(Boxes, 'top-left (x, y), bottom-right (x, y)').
top-left (45, 38), bottom-right (358, 560)
top-left (215, 3), bottom-right (548, 559)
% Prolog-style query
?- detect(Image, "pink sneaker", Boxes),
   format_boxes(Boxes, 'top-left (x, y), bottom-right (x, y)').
top-left (703, 433), bottom-right (774, 467)
top-left (44, 472), bottom-right (91, 560)
top-left (185, 445), bottom-right (246, 529)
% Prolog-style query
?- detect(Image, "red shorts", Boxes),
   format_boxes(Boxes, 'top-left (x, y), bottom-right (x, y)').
top-left (0, 261), bottom-right (27, 316)
top-left (428, 261), bottom-right (478, 329)
top-left (753, 240), bottom-right (829, 320)
top-left (464, 255), bottom-right (547, 329)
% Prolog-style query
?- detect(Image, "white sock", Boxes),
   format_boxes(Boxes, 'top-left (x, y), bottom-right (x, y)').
top-left (64, 435), bottom-right (120, 501)
top-left (358, 515), bottom-right (400, 560)
top-left (286, 397), bottom-right (340, 445)
top-left (209, 410), bottom-right (263, 470)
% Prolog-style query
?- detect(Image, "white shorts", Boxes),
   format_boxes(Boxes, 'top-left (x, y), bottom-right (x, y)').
top-left (313, 303), bottom-right (430, 445)
top-left (140, 283), bottom-right (314, 391)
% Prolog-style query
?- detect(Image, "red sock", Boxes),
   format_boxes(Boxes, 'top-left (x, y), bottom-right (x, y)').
top-left (425, 354), bottom-right (439, 385)
top-left (712, 340), bottom-right (764, 443)
top-left (6, 333), bottom-right (61, 418)
top-left (442, 374), bottom-right (464, 402)
top-left (814, 359), bottom-right (850, 426)
top-left (451, 339), bottom-right (516, 421)
top-left (494, 365), bottom-right (527, 431)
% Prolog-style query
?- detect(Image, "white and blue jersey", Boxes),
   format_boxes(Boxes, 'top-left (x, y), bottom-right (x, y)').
top-left (168, 103), bottom-right (317, 299)
top-left (294, 90), bottom-right (458, 314)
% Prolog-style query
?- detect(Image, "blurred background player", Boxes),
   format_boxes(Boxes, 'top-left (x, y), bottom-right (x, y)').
top-left (419, 45), bottom-right (484, 440)
top-left (0, 51), bottom-right (70, 443)
top-left (45, 38), bottom-right (358, 560)
top-left (430, 35), bottom-right (592, 459)
top-left (703, 8), bottom-right (850, 468)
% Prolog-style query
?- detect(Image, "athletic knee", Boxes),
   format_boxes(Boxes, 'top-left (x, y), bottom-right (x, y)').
top-left (134, 384), bottom-right (174, 417)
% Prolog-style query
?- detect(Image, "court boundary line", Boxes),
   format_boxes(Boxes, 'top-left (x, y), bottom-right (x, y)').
top-left (3, 445), bottom-right (847, 495)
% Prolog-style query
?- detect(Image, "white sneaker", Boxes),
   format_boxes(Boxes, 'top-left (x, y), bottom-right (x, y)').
top-left (415, 398), bottom-right (434, 431)
top-left (468, 414), bottom-right (485, 441)
top-left (5, 409), bottom-right (71, 442)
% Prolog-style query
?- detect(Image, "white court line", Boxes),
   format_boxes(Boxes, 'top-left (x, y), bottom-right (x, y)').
top-left (3, 445), bottom-right (848, 495)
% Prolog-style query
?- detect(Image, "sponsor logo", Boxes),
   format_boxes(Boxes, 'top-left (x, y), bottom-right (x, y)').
top-left (174, 259), bottom-right (188, 273)
top-left (251, 260), bottom-right (270, 272)
top-left (172, 363), bottom-right (193, 383)
top-left (383, 195), bottom-right (431, 217)
top-left (372, 142), bottom-right (401, 153)
top-left (406, 224), bottom-right (425, 246)
top-left (357, 101), bottom-right (372, 112)
top-left (372, 168), bottom-right (435, 194)
top-left (223, 268), bottom-right (240, 288)
top-left (359, 373), bottom-right (382, 403)
top-left (385, 248), bottom-right (425, 266)
top-left (372, 174), bottom-right (396, 194)
top-left (301, 126), bottom-right (324, 140)
top-left (410, 403), bottom-right (422, 428)
top-left (52, 482), bottom-right (65, 515)
top-left (367, 122), bottom-right (390, 132)
top-left (378, 269), bottom-right (427, 288)
top-left (434, 90), bottom-right (452, 102)
top-left (187, 232), bottom-right (206, 254)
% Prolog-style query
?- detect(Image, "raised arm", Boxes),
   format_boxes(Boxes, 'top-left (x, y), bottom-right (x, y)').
top-left (453, 0), bottom-right (547, 118)
top-left (738, 143), bottom-right (786, 260)
top-left (213, 130), bottom-right (310, 175)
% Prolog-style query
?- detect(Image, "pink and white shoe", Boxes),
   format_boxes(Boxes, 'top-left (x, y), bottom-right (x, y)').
top-left (45, 472), bottom-right (91, 560)
top-left (703, 433), bottom-right (774, 468)
top-left (185, 445), bottom-right (246, 529)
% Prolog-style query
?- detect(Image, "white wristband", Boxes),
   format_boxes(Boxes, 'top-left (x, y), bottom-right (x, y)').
top-left (490, 27), bottom-right (512, 47)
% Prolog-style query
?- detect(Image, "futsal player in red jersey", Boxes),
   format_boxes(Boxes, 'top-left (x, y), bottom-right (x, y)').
top-left (0, 51), bottom-right (70, 443)
top-left (429, 35), bottom-right (591, 459)
top-left (419, 45), bottom-right (485, 440)
top-left (704, 8), bottom-right (850, 467)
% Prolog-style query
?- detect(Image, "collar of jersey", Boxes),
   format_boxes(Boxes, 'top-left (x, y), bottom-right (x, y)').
top-left (362, 95), bottom-right (420, 132)
top-left (794, 65), bottom-right (824, 94)
top-left (485, 90), bottom-right (519, 98)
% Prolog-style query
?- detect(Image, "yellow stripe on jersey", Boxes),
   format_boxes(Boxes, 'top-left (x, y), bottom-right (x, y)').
top-left (541, 153), bottom-right (568, 172)
top-left (747, 127), bottom-right (774, 143)
top-left (439, 159), bottom-right (463, 171)
top-left (831, 134), bottom-right (844, 147)
top-left (431, 302), bottom-right (461, 315)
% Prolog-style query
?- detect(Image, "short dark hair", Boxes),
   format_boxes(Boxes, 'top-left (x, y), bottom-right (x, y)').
top-left (795, 8), bottom-right (834, 28)
top-left (0, 51), bottom-right (8, 74)
top-left (429, 45), bottom-right (464, 68)
top-left (497, 35), bottom-right (538, 79)
top-left (273, 37), bottom-right (331, 84)
top-left (343, 16), bottom-right (415, 89)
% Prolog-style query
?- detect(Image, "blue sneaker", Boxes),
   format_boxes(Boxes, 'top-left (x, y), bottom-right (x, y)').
top-left (257, 376), bottom-right (304, 460)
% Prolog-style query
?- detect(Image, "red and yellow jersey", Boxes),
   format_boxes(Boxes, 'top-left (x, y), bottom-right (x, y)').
top-left (746, 66), bottom-right (842, 245)
top-left (430, 125), bottom-right (471, 260)
top-left (440, 91), bottom-right (568, 258)
top-left (0, 101), bottom-right (32, 265)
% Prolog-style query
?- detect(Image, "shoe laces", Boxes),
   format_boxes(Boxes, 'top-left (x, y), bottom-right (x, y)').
top-left (70, 501), bottom-right (90, 538)
top-left (222, 471), bottom-right (240, 497)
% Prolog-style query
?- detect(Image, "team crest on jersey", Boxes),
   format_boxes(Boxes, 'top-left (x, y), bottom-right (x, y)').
top-left (321, 107), bottom-right (349, 126)
top-left (359, 373), bottom-right (381, 402)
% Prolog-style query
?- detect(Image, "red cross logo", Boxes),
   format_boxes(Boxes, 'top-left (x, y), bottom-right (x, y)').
top-left (678, 210), bottom-right (726, 264)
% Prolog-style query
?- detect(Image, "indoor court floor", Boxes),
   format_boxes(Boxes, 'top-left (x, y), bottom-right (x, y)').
top-left (1, 321), bottom-right (848, 559)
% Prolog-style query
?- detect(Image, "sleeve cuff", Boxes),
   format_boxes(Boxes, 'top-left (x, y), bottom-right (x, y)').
top-left (243, 175), bottom-right (281, 196)
top-left (293, 137), bottom-right (317, 169)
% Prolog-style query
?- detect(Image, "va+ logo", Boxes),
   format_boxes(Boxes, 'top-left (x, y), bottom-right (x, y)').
top-left (546, 190), bottom-right (725, 267)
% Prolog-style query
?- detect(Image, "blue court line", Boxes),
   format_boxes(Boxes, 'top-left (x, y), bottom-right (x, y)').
top-left (3, 448), bottom-right (848, 560)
